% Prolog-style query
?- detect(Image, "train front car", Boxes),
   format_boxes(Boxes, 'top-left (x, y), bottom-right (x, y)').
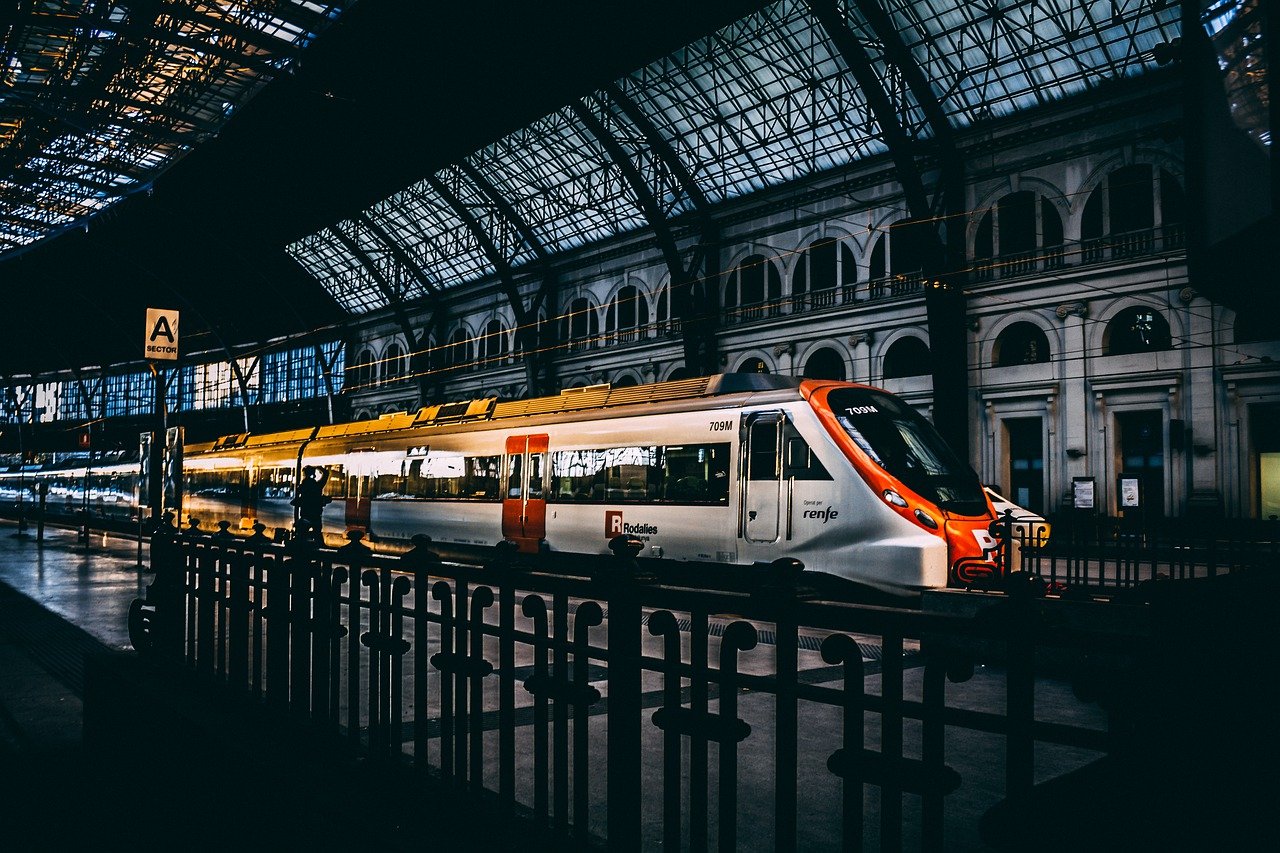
top-left (803, 381), bottom-right (997, 590)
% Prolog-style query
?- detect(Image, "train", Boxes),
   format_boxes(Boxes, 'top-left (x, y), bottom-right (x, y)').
top-left (0, 374), bottom-right (999, 592)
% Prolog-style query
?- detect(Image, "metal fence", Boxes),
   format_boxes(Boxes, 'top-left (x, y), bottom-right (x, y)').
top-left (994, 511), bottom-right (1280, 594)
top-left (127, 519), bottom-right (1161, 851)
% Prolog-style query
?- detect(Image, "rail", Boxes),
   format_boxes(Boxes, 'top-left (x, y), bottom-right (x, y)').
top-left (129, 520), bottom-right (1176, 851)
top-left (990, 511), bottom-right (1280, 594)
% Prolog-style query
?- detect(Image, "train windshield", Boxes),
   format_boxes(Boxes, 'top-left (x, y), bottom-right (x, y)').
top-left (827, 388), bottom-right (986, 515)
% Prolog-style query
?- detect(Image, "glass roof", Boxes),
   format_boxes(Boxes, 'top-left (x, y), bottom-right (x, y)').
top-left (0, 0), bottom-right (345, 256)
top-left (290, 0), bottom-right (1181, 314)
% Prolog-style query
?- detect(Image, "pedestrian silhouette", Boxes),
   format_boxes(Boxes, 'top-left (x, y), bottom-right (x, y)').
top-left (291, 465), bottom-right (332, 533)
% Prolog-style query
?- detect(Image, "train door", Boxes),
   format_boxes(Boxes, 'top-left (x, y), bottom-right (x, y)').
top-left (346, 470), bottom-right (373, 533)
top-left (742, 412), bottom-right (784, 543)
top-left (503, 434), bottom-right (548, 552)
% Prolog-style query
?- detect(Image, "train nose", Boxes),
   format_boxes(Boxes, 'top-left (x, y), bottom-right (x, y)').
top-left (944, 518), bottom-right (1001, 587)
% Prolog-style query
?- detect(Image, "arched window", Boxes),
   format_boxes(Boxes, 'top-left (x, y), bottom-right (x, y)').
top-left (352, 349), bottom-right (375, 391)
top-left (734, 357), bottom-right (769, 374)
top-left (802, 347), bottom-right (846, 381)
top-left (605, 285), bottom-right (649, 344)
top-left (993, 322), bottom-right (1051, 367)
top-left (973, 191), bottom-right (1065, 280)
top-left (446, 328), bottom-right (473, 369)
top-left (793, 239), bottom-right (857, 311)
top-left (613, 374), bottom-right (639, 388)
top-left (667, 366), bottom-right (694, 382)
top-left (724, 255), bottom-right (781, 322)
top-left (1082, 165), bottom-right (1185, 261)
top-left (382, 342), bottom-right (406, 384)
top-left (1106, 307), bottom-right (1172, 355)
top-left (868, 219), bottom-right (931, 299)
top-left (479, 319), bottom-right (509, 366)
top-left (561, 297), bottom-right (600, 352)
top-left (882, 337), bottom-right (931, 379)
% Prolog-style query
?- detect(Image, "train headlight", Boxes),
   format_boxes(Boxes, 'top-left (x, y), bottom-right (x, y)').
top-left (882, 489), bottom-right (908, 507)
top-left (914, 508), bottom-right (938, 529)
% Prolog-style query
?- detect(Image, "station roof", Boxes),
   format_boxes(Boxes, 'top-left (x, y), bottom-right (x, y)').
top-left (0, 1), bottom-right (1192, 377)
top-left (288, 0), bottom-right (1181, 314)
top-left (1, 0), bottom-right (344, 255)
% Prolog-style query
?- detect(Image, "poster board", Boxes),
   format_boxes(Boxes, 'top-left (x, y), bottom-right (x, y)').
top-left (1072, 477), bottom-right (1096, 511)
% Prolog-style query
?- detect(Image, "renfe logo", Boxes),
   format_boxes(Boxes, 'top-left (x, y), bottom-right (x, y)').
top-left (605, 511), bottom-right (659, 538)
top-left (802, 506), bottom-right (840, 523)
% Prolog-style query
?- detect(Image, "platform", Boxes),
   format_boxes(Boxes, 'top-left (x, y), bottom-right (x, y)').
top-left (1, 518), bottom-right (1274, 850)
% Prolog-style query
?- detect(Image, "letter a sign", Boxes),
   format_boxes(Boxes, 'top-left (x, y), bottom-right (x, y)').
top-left (145, 308), bottom-right (179, 361)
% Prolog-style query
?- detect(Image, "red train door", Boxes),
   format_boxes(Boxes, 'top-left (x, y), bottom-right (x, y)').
top-left (502, 434), bottom-right (548, 552)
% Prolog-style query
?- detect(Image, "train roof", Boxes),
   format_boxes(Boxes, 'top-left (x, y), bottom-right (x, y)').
top-left (199, 374), bottom-right (809, 453)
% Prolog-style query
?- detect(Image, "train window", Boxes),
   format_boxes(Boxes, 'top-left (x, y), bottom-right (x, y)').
top-left (552, 449), bottom-right (605, 501)
top-left (550, 443), bottom-right (729, 504)
top-left (828, 388), bottom-right (985, 515)
top-left (662, 444), bottom-right (730, 503)
top-left (400, 453), bottom-right (500, 501)
top-left (507, 453), bottom-right (523, 498)
top-left (256, 467), bottom-right (295, 501)
top-left (320, 465), bottom-right (346, 499)
top-left (748, 420), bottom-right (780, 480)
top-left (784, 435), bottom-right (832, 481)
top-left (466, 456), bottom-right (501, 500)
top-left (527, 452), bottom-right (546, 499)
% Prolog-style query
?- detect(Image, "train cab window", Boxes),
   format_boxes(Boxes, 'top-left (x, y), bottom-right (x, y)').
top-left (828, 388), bottom-right (984, 515)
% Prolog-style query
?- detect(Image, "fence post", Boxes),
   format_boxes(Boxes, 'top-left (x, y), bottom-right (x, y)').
top-left (1001, 572), bottom-right (1045, 810)
top-left (288, 530), bottom-right (322, 718)
top-left (606, 534), bottom-right (645, 852)
top-left (404, 535), bottom-right (443, 771)
top-left (133, 511), bottom-right (183, 661)
top-left (766, 557), bottom-right (804, 852)
top-left (485, 539), bottom-right (519, 814)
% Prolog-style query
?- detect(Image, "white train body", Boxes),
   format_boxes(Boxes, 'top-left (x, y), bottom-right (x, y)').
top-left (3, 376), bottom-right (997, 592)
top-left (182, 375), bottom-right (996, 592)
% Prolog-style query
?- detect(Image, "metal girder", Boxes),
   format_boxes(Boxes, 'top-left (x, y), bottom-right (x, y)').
top-left (808, 0), bottom-right (929, 219)
top-left (328, 224), bottom-right (434, 403)
top-left (599, 79), bottom-right (723, 371)
top-left (455, 160), bottom-right (560, 392)
top-left (352, 212), bottom-right (448, 405)
top-left (570, 98), bottom-right (719, 377)
top-left (2, 0), bottom-right (341, 259)
top-left (354, 213), bottom-right (441, 295)
top-left (424, 173), bottom-right (550, 395)
top-left (851, 0), bottom-right (968, 459)
top-left (600, 81), bottom-right (715, 222)
top-left (851, 0), bottom-right (961, 214)
top-left (457, 160), bottom-right (552, 265)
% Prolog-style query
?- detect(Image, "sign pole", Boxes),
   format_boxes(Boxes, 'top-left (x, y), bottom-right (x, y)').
top-left (144, 308), bottom-right (178, 536)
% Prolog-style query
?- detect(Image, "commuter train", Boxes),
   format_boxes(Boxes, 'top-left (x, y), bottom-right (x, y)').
top-left (0, 374), bottom-right (999, 592)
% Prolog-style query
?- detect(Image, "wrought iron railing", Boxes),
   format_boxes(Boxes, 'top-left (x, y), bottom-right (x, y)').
top-left (994, 511), bottom-right (1280, 593)
top-left (128, 520), bottom-right (1170, 850)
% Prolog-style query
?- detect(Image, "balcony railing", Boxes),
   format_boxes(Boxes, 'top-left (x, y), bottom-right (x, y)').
top-left (971, 224), bottom-right (1185, 283)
